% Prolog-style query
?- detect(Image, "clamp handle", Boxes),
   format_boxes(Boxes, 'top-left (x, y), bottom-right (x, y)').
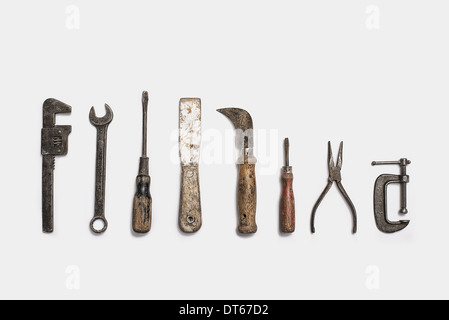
top-left (372, 159), bottom-right (411, 167)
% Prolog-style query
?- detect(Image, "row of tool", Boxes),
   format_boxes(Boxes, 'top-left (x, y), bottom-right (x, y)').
top-left (41, 92), bottom-right (412, 235)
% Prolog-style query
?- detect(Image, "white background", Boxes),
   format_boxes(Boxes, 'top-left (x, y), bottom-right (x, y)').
top-left (0, 0), bottom-right (447, 300)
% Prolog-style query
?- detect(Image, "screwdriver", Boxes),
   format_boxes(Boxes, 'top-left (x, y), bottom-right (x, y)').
top-left (132, 91), bottom-right (152, 233)
top-left (280, 138), bottom-right (295, 233)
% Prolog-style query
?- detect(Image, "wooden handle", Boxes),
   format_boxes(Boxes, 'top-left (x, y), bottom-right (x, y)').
top-left (132, 175), bottom-right (152, 233)
top-left (280, 171), bottom-right (295, 233)
top-left (238, 162), bottom-right (257, 233)
top-left (180, 165), bottom-right (202, 233)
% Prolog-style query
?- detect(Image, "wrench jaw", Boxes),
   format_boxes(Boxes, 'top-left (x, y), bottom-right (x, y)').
top-left (43, 99), bottom-right (72, 128)
top-left (89, 104), bottom-right (114, 126)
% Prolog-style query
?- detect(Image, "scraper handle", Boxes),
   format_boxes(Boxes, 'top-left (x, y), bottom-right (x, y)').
top-left (180, 165), bottom-right (202, 233)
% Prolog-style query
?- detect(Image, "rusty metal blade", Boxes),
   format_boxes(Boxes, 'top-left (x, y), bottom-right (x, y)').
top-left (179, 98), bottom-right (201, 165)
top-left (217, 107), bottom-right (254, 149)
top-left (216, 108), bottom-right (253, 132)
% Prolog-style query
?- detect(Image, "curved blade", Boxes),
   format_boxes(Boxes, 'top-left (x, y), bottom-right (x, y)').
top-left (217, 108), bottom-right (253, 131)
top-left (217, 108), bottom-right (254, 149)
top-left (180, 98), bottom-right (201, 165)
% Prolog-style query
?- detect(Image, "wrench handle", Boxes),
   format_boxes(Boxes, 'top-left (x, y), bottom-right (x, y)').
top-left (94, 127), bottom-right (107, 215)
top-left (91, 125), bottom-right (109, 233)
top-left (238, 162), bottom-right (257, 234)
top-left (42, 155), bottom-right (55, 233)
top-left (179, 165), bottom-right (202, 233)
top-left (280, 170), bottom-right (295, 233)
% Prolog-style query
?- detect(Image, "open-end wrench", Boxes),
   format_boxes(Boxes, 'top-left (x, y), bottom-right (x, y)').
top-left (89, 104), bottom-right (114, 234)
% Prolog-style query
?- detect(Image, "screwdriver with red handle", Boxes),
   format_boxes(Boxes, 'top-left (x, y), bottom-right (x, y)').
top-left (280, 138), bottom-right (295, 233)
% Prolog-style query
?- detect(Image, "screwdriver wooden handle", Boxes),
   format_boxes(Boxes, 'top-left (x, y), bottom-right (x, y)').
top-left (238, 162), bottom-right (257, 234)
top-left (132, 157), bottom-right (152, 233)
top-left (179, 165), bottom-right (202, 233)
top-left (280, 169), bottom-right (295, 233)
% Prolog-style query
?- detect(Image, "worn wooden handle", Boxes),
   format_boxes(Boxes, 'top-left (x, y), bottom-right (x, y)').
top-left (180, 165), bottom-right (202, 233)
top-left (132, 175), bottom-right (152, 233)
top-left (280, 171), bottom-right (295, 233)
top-left (238, 162), bottom-right (257, 234)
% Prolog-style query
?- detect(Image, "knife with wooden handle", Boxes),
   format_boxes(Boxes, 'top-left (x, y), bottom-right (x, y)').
top-left (217, 107), bottom-right (258, 234)
top-left (179, 98), bottom-right (202, 233)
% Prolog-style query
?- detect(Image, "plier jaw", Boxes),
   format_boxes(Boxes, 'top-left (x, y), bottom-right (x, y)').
top-left (328, 141), bottom-right (343, 182)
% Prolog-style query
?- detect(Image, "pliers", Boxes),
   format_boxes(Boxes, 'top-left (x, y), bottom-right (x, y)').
top-left (311, 142), bottom-right (357, 234)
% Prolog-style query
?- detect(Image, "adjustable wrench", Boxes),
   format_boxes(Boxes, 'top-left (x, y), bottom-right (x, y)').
top-left (89, 104), bottom-right (114, 234)
top-left (41, 99), bottom-right (72, 233)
